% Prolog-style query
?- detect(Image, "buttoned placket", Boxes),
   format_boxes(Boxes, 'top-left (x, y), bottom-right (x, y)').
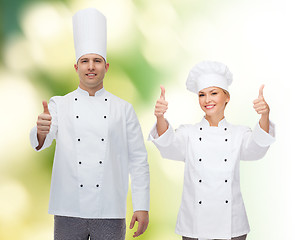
top-left (196, 122), bottom-right (231, 206)
top-left (197, 126), bottom-right (203, 205)
top-left (75, 96), bottom-right (86, 189)
top-left (73, 89), bottom-right (109, 214)
top-left (222, 126), bottom-right (231, 207)
top-left (97, 104), bottom-right (108, 189)
top-left (223, 126), bottom-right (231, 205)
top-left (74, 96), bottom-right (83, 189)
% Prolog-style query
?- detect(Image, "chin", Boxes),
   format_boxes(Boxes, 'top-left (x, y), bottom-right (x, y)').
top-left (202, 108), bottom-right (214, 114)
top-left (205, 112), bottom-right (216, 117)
top-left (203, 109), bottom-right (219, 117)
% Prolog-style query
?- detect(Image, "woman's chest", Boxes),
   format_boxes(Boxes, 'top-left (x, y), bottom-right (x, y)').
top-left (186, 126), bottom-right (243, 171)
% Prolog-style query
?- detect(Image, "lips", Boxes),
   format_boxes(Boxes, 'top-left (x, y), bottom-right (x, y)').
top-left (205, 104), bottom-right (215, 109)
top-left (86, 73), bottom-right (97, 78)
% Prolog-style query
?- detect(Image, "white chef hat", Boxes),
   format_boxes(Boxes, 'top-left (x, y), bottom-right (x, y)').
top-left (72, 8), bottom-right (107, 62)
top-left (186, 61), bottom-right (233, 93)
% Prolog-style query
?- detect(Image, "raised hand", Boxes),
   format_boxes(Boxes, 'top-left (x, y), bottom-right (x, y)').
top-left (155, 86), bottom-right (169, 136)
top-left (253, 85), bottom-right (270, 133)
top-left (253, 85), bottom-right (270, 116)
top-left (37, 101), bottom-right (52, 136)
top-left (154, 85), bottom-right (168, 119)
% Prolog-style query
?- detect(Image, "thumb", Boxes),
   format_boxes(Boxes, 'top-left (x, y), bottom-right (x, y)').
top-left (42, 101), bottom-right (50, 114)
top-left (129, 214), bottom-right (137, 229)
top-left (160, 85), bottom-right (165, 100)
top-left (258, 84), bottom-right (264, 98)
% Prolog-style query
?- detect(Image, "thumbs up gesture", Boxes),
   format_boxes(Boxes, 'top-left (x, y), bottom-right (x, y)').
top-left (253, 85), bottom-right (270, 116)
top-left (37, 101), bottom-right (52, 136)
top-left (154, 85), bottom-right (168, 118)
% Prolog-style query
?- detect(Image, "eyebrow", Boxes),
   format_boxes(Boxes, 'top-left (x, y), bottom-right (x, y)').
top-left (80, 57), bottom-right (103, 61)
top-left (199, 88), bottom-right (219, 94)
top-left (210, 89), bottom-right (218, 92)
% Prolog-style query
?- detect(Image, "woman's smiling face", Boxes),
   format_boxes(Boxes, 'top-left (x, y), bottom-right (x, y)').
top-left (198, 87), bottom-right (230, 118)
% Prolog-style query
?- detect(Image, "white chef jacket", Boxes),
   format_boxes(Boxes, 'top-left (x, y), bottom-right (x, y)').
top-left (30, 87), bottom-right (150, 219)
top-left (148, 117), bottom-right (275, 239)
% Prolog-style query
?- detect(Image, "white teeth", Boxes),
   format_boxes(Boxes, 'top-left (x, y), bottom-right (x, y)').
top-left (88, 74), bottom-right (95, 76)
top-left (205, 105), bottom-right (214, 109)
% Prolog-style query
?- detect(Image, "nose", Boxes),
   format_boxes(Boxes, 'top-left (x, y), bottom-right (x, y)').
top-left (205, 94), bottom-right (211, 103)
top-left (88, 60), bottom-right (95, 71)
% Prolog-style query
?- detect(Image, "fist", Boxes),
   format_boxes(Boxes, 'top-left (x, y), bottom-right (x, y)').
top-left (154, 86), bottom-right (168, 118)
top-left (253, 85), bottom-right (270, 116)
top-left (37, 101), bottom-right (52, 136)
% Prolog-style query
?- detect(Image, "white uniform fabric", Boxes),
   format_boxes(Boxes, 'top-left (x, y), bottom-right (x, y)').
top-left (148, 117), bottom-right (275, 239)
top-left (72, 8), bottom-right (107, 62)
top-left (186, 61), bottom-right (233, 93)
top-left (30, 87), bottom-right (150, 218)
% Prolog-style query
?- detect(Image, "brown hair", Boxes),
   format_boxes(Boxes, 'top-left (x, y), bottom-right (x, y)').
top-left (222, 89), bottom-right (230, 106)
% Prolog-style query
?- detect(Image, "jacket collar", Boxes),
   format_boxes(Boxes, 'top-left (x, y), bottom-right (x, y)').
top-left (200, 116), bottom-right (228, 128)
top-left (77, 86), bottom-right (106, 97)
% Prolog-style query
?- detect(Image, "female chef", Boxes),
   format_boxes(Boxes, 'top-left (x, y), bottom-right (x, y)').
top-left (148, 61), bottom-right (275, 240)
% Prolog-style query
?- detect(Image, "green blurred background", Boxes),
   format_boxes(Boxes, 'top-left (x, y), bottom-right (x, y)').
top-left (0, 0), bottom-right (293, 239)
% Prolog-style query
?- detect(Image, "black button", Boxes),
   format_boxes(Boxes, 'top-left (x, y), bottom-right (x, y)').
top-left (224, 159), bottom-right (227, 162)
top-left (101, 138), bottom-right (104, 141)
top-left (200, 127), bottom-right (202, 130)
top-left (199, 158), bottom-right (202, 162)
top-left (225, 180), bottom-right (228, 182)
top-left (99, 161), bottom-right (103, 164)
top-left (79, 162), bottom-right (82, 164)
top-left (225, 200), bottom-right (228, 203)
top-left (78, 139), bottom-right (80, 141)
top-left (199, 137), bottom-right (202, 141)
top-left (104, 116), bottom-right (107, 119)
top-left (199, 179), bottom-right (202, 183)
top-left (80, 184), bottom-right (83, 187)
top-left (96, 184), bottom-right (99, 187)
top-left (224, 128), bottom-right (227, 131)
top-left (75, 98), bottom-right (77, 101)
top-left (199, 201), bottom-right (202, 204)
top-left (105, 98), bottom-right (107, 101)
top-left (76, 116), bottom-right (79, 118)
top-left (225, 139), bottom-right (228, 142)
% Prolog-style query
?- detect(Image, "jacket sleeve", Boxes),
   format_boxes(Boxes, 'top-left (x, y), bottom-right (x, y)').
top-left (29, 97), bottom-right (58, 152)
top-left (240, 121), bottom-right (275, 161)
top-left (148, 120), bottom-right (188, 162)
top-left (126, 104), bottom-right (150, 212)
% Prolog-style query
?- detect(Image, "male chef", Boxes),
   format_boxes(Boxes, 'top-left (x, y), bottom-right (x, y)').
top-left (30, 8), bottom-right (150, 240)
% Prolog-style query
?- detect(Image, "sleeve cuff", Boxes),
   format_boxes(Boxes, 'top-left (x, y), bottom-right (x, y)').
top-left (30, 126), bottom-right (39, 151)
top-left (252, 120), bottom-right (276, 147)
top-left (132, 191), bottom-right (150, 212)
top-left (30, 126), bottom-right (53, 152)
top-left (147, 120), bottom-right (175, 147)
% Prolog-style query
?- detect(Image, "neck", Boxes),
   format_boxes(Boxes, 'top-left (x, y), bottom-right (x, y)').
top-left (79, 84), bottom-right (103, 96)
top-left (205, 114), bottom-right (225, 127)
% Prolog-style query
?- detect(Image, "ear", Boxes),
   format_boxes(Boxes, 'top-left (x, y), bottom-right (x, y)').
top-left (74, 63), bottom-right (78, 72)
top-left (105, 62), bottom-right (110, 72)
top-left (225, 91), bottom-right (230, 103)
